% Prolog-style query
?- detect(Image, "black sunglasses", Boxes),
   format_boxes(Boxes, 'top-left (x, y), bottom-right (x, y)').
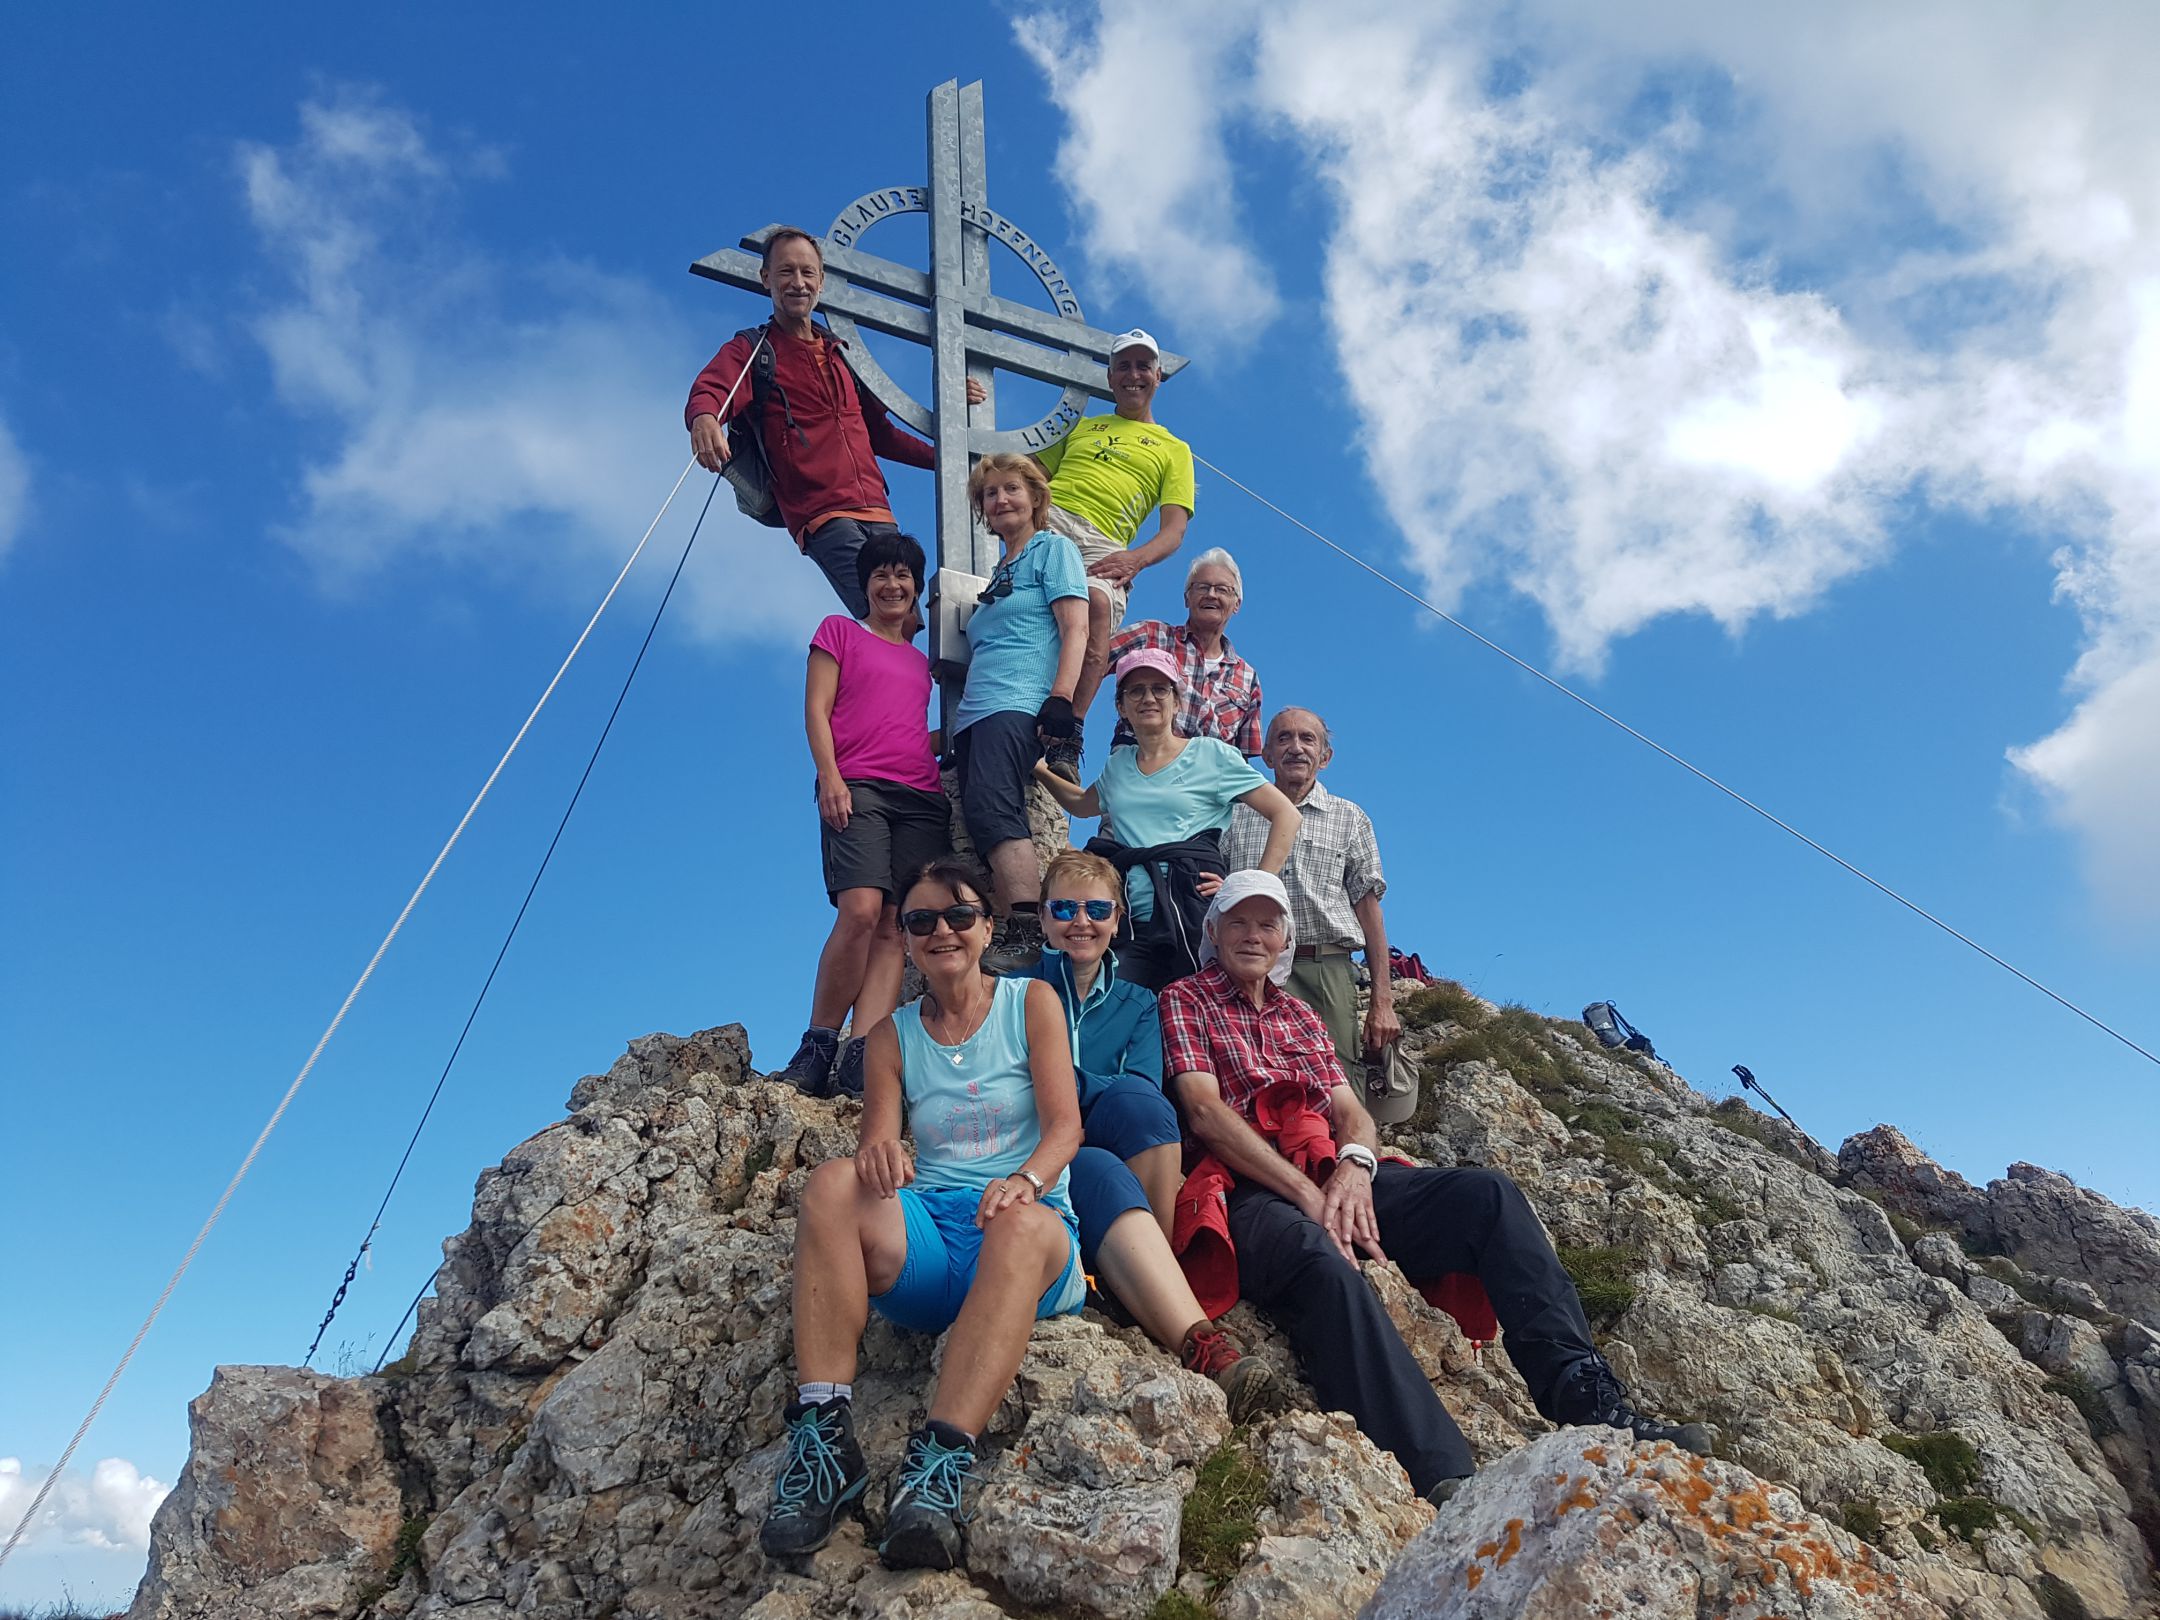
top-left (977, 562), bottom-right (1016, 605)
top-left (1046, 898), bottom-right (1116, 922)
top-left (901, 903), bottom-right (987, 937)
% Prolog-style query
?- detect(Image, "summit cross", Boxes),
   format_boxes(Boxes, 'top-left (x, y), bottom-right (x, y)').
top-left (690, 77), bottom-right (1188, 615)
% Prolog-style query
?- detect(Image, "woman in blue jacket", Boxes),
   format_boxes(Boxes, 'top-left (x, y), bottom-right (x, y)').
top-left (1019, 852), bottom-right (1274, 1419)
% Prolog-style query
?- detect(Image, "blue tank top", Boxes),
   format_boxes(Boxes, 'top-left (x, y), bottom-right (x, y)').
top-left (895, 976), bottom-right (1071, 1202)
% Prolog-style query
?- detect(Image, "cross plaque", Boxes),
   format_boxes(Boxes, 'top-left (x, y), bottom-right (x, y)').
top-left (690, 78), bottom-right (1189, 592)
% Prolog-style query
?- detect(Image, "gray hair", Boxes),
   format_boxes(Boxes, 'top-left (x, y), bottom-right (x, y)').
top-left (1266, 706), bottom-right (1332, 747)
top-left (1184, 547), bottom-right (1244, 596)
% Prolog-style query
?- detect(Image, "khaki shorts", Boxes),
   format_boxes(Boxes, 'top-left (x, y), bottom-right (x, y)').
top-left (1045, 505), bottom-right (1131, 629)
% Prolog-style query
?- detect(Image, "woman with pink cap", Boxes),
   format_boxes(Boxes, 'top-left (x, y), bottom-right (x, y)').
top-left (1037, 647), bottom-right (1299, 990)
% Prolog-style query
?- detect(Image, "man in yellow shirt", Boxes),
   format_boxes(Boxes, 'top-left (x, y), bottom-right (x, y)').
top-left (1037, 329), bottom-right (1196, 778)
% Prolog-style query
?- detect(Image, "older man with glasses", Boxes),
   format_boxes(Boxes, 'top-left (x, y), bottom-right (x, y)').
top-left (1100, 547), bottom-right (1265, 761)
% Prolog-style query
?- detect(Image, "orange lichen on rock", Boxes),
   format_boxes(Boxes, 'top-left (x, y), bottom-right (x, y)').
top-left (1580, 1444), bottom-right (1608, 1465)
top-left (1465, 1564), bottom-right (1484, 1591)
top-left (1496, 1518), bottom-right (1524, 1566)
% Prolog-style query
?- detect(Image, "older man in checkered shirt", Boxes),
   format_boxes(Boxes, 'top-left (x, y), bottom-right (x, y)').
top-left (1220, 706), bottom-right (1401, 1098)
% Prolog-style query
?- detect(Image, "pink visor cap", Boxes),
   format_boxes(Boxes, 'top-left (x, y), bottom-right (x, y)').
top-left (1113, 648), bottom-right (1183, 690)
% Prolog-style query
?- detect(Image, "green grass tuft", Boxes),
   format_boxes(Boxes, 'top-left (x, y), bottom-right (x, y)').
top-left (2036, 1574), bottom-right (2093, 1620)
top-left (1882, 1431), bottom-right (1981, 1497)
top-left (1740, 1300), bottom-right (1800, 1325)
top-left (1400, 979), bottom-right (1485, 1031)
top-left (1839, 1498), bottom-right (1884, 1544)
top-left (1147, 1593), bottom-right (1216, 1620)
top-left (1559, 1244), bottom-right (1641, 1324)
top-left (1181, 1435), bottom-right (1270, 1585)
top-left (2044, 1372), bottom-right (2120, 1439)
top-left (1934, 1495), bottom-right (1998, 1542)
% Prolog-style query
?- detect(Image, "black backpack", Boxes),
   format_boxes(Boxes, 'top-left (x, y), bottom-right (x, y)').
top-left (1582, 1000), bottom-right (1658, 1058)
top-left (720, 322), bottom-right (866, 529)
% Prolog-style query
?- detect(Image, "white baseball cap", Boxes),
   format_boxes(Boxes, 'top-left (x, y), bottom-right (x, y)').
top-left (1108, 328), bottom-right (1161, 358)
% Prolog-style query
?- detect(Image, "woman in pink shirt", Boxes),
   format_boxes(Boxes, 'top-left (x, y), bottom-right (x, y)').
top-left (778, 533), bottom-right (952, 1097)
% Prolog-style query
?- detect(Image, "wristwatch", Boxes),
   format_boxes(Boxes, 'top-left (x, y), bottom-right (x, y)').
top-left (1012, 1169), bottom-right (1046, 1196)
top-left (1338, 1144), bottom-right (1379, 1177)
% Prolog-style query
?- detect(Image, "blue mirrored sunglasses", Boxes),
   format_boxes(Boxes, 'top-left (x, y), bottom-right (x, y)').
top-left (1046, 898), bottom-right (1117, 922)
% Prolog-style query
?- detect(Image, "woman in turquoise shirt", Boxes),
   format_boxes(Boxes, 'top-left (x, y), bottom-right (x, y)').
top-left (1037, 648), bottom-right (1300, 989)
top-left (758, 859), bottom-right (1082, 1573)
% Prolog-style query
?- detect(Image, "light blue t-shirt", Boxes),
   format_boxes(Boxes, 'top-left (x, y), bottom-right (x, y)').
top-left (953, 530), bottom-right (1089, 734)
top-left (894, 976), bottom-right (1072, 1202)
top-left (1095, 738), bottom-right (1266, 920)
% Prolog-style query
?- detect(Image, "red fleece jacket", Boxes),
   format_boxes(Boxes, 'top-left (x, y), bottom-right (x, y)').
top-left (685, 323), bottom-right (934, 544)
top-left (1172, 1079), bottom-right (1498, 1341)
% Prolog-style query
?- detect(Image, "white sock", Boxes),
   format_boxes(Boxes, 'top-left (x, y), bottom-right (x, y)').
top-left (797, 1381), bottom-right (852, 1407)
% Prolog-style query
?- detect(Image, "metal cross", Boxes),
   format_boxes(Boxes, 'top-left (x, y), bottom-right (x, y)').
top-left (690, 78), bottom-right (1189, 587)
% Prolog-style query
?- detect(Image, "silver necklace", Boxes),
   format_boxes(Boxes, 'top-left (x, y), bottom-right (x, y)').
top-left (923, 979), bottom-right (994, 1062)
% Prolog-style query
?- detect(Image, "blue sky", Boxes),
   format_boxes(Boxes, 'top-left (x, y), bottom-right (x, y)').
top-left (5, 2), bottom-right (2159, 1606)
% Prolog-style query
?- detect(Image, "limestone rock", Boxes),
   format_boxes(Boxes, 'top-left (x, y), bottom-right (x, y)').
top-left (126, 1367), bottom-right (405, 1620)
top-left (1359, 1429), bottom-right (1947, 1619)
top-left (128, 1013), bottom-right (2160, 1620)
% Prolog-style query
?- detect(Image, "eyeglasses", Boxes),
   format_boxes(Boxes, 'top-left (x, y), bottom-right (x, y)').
top-left (1046, 898), bottom-right (1117, 922)
top-left (978, 563), bottom-right (1016, 606)
top-left (1188, 581), bottom-right (1238, 599)
top-left (901, 904), bottom-right (987, 937)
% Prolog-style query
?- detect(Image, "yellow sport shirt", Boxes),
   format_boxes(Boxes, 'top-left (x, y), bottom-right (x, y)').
top-left (1036, 414), bottom-right (1197, 548)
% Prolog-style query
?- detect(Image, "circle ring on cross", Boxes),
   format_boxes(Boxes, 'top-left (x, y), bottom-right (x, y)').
top-left (821, 187), bottom-right (1094, 457)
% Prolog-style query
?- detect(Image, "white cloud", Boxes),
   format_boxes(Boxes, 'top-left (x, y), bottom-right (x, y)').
top-left (0, 1455), bottom-right (168, 1552)
top-left (0, 415), bottom-right (30, 561)
top-left (1014, 0), bottom-right (1280, 342)
top-left (239, 88), bottom-right (828, 641)
top-left (1022, 0), bottom-right (2160, 912)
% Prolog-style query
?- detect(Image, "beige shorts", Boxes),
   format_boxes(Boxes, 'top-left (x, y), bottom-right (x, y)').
top-left (1045, 505), bottom-right (1131, 629)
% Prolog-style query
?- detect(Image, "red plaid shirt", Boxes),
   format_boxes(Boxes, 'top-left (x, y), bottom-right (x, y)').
top-left (1108, 621), bottom-right (1264, 756)
top-left (1159, 962), bottom-right (1349, 1119)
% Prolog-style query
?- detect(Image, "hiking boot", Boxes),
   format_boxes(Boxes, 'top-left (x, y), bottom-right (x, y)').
top-left (1182, 1325), bottom-right (1284, 1424)
top-left (879, 1421), bottom-right (978, 1571)
top-left (1556, 1355), bottom-right (1713, 1456)
top-left (832, 1036), bottom-right (866, 1099)
top-left (1043, 729), bottom-right (1084, 784)
top-left (1426, 1475), bottom-right (1472, 1507)
top-left (775, 1028), bottom-right (839, 1096)
top-left (759, 1398), bottom-right (868, 1559)
top-left (982, 911), bottom-right (1045, 976)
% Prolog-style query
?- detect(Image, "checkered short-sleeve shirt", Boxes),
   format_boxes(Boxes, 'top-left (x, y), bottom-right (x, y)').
top-left (1158, 962), bottom-right (1347, 1120)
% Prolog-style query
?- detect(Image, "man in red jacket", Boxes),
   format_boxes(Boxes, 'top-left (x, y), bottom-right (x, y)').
top-left (686, 228), bottom-right (983, 617)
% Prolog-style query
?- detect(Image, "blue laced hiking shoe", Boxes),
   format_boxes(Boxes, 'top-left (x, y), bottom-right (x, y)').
top-left (1557, 1355), bottom-right (1713, 1457)
top-left (758, 1398), bottom-right (868, 1560)
top-left (878, 1420), bottom-right (978, 1571)
top-left (776, 1029), bottom-right (839, 1096)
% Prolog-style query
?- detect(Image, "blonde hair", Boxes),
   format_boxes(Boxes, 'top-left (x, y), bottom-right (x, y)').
top-left (1042, 850), bottom-right (1125, 909)
top-left (967, 452), bottom-right (1053, 532)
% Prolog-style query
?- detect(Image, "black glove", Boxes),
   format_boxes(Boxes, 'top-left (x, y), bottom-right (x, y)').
top-left (1036, 695), bottom-right (1078, 739)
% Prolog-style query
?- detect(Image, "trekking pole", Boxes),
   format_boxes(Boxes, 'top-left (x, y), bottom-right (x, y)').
top-left (1731, 1065), bottom-right (1807, 1137)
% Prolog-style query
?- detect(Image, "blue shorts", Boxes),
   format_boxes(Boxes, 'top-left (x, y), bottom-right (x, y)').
top-left (1081, 1076), bottom-right (1181, 1161)
top-left (1068, 1146), bottom-right (1153, 1272)
top-left (871, 1184), bottom-right (1086, 1336)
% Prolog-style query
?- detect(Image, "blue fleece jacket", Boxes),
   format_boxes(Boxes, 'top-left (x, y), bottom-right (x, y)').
top-left (1021, 948), bottom-right (1163, 1109)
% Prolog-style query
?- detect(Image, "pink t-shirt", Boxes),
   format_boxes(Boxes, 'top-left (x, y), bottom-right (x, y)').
top-left (809, 616), bottom-right (941, 792)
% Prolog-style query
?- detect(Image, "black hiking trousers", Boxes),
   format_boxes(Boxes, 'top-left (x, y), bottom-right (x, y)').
top-left (1226, 1162), bottom-right (1598, 1492)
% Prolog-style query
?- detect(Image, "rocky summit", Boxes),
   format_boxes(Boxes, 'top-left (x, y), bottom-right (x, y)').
top-left (127, 986), bottom-right (2160, 1619)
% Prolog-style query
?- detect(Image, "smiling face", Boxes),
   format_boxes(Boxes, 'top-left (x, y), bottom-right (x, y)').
top-left (1116, 671), bottom-right (1178, 735)
top-left (1043, 872), bottom-right (1121, 969)
top-left (760, 235), bottom-right (825, 323)
top-left (1108, 345), bottom-right (1161, 415)
top-left (900, 874), bottom-right (992, 978)
top-left (865, 561), bottom-right (919, 627)
top-left (1263, 708), bottom-right (1332, 797)
top-left (1213, 896), bottom-right (1289, 986)
top-left (1185, 562), bottom-right (1240, 637)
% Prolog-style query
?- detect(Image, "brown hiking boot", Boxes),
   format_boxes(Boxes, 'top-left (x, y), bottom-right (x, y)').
top-left (1182, 1325), bottom-right (1283, 1423)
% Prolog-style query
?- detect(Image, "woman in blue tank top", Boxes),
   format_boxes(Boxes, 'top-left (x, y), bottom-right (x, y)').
top-left (758, 858), bottom-right (1084, 1576)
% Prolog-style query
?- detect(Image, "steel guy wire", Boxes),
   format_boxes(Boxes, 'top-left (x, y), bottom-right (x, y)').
top-left (0, 456), bottom-right (706, 1576)
top-left (1191, 449), bottom-right (2159, 1073)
